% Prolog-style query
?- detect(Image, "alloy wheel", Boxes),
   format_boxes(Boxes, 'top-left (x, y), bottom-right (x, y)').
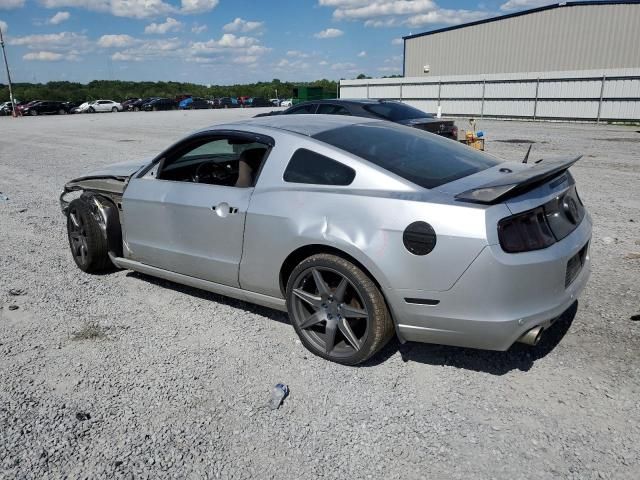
top-left (68, 208), bottom-right (89, 266)
top-left (290, 267), bottom-right (369, 359)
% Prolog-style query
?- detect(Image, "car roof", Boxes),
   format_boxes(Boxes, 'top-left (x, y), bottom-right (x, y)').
top-left (221, 114), bottom-right (378, 137)
top-left (297, 98), bottom-right (396, 106)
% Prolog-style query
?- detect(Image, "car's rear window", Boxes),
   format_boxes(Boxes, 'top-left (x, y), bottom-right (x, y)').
top-left (362, 102), bottom-right (433, 121)
top-left (313, 122), bottom-right (500, 189)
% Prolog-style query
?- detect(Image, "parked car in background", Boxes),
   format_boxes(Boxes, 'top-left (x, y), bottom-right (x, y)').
top-left (216, 97), bottom-right (239, 109)
top-left (63, 101), bottom-right (84, 113)
top-left (0, 101), bottom-right (20, 116)
top-left (121, 98), bottom-right (141, 111)
top-left (21, 101), bottom-right (70, 116)
top-left (142, 98), bottom-right (177, 111)
top-left (129, 98), bottom-right (157, 112)
top-left (83, 100), bottom-right (123, 113)
top-left (256, 99), bottom-right (458, 140)
top-left (270, 98), bottom-right (280, 106)
top-left (280, 99), bottom-right (293, 107)
top-left (15, 100), bottom-right (43, 115)
top-left (179, 97), bottom-right (211, 110)
top-left (245, 97), bottom-right (272, 108)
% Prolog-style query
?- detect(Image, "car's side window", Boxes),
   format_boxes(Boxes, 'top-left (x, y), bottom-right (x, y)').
top-left (287, 104), bottom-right (317, 114)
top-left (157, 136), bottom-right (269, 188)
top-left (283, 149), bottom-right (355, 186)
top-left (316, 104), bottom-right (351, 116)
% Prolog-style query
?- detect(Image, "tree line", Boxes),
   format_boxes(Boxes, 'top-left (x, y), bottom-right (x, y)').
top-left (0, 78), bottom-right (340, 103)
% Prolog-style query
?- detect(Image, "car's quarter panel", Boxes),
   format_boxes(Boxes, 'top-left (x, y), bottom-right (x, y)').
top-left (122, 178), bottom-right (252, 287)
top-left (237, 129), bottom-right (494, 300)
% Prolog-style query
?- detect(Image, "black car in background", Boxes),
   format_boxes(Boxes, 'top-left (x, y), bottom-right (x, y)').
top-left (121, 98), bottom-right (141, 111)
top-left (128, 97), bottom-right (156, 111)
top-left (21, 101), bottom-right (71, 116)
top-left (255, 99), bottom-right (459, 140)
top-left (245, 97), bottom-right (272, 107)
top-left (142, 98), bottom-right (178, 111)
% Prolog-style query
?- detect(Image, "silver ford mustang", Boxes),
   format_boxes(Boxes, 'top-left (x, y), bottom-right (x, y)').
top-left (60, 115), bottom-right (591, 364)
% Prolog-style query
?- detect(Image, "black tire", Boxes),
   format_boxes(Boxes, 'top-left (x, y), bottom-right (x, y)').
top-left (88, 107), bottom-right (95, 113)
top-left (66, 198), bottom-right (111, 273)
top-left (134, 106), bottom-right (140, 112)
top-left (30, 110), bottom-right (38, 116)
top-left (112, 107), bottom-right (118, 112)
top-left (286, 253), bottom-right (394, 365)
top-left (59, 109), bottom-right (66, 115)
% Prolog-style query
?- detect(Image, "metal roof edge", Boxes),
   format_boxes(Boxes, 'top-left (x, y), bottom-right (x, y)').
top-left (402, 1), bottom-right (640, 41)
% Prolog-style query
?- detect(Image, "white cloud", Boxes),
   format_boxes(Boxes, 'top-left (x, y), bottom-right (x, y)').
top-left (500, 0), bottom-right (550, 11)
top-left (318, 0), bottom-right (489, 28)
top-left (111, 37), bottom-right (183, 61)
top-left (111, 51), bottom-right (142, 61)
top-left (391, 37), bottom-right (403, 45)
top-left (287, 50), bottom-right (310, 58)
top-left (223, 17), bottom-right (263, 33)
top-left (233, 55), bottom-right (257, 64)
top-left (9, 31), bottom-right (90, 51)
top-left (276, 58), bottom-right (310, 70)
top-left (0, 0), bottom-right (25, 10)
top-left (357, 50), bottom-right (366, 57)
top-left (180, 0), bottom-right (218, 14)
top-left (48, 11), bottom-right (70, 24)
top-left (144, 17), bottom-right (182, 34)
top-left (38, 0), bottom-right (219, 19)
top-left (314, 28), bottom-right (343, 39)
top-left (24, 51), bottom-right (64, 61)
top-left (0, 20), bottom-right (7, 33)
top-left (97, 34), bottom-right (137, 48)
top-left (191, 23), bottom-right (207, 33)
top-left (331, 61), bottom-right (356, 70)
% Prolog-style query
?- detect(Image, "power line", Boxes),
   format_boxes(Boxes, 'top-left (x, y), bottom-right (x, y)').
top-left (0, 23), bottom-right (17, 117)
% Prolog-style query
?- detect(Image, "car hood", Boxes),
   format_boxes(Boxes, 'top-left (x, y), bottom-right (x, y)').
top-left (82, 159), bottom-right (150, 179)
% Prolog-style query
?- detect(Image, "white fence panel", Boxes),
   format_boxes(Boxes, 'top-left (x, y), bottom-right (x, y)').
top-left (369, 85), bottom-right (401, 98)
top-left (485, 81), bottom-right (537, 98)
top-left (340, 70), bottom-right (640, 121)
top-left (404, 100), bottom-right (440, 113)
top-left (402, 83), bottom-right (440, 98)
top-left (538, 80), bottom-right (602, 99)
top-left (483, 100), bottom-right (535, 117)
top-left (441, 83), bottom-right (483, 98)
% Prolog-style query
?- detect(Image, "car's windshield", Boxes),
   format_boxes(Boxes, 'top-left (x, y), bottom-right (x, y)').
top-left (313, 122), bottom-right (500, 189)
top-left (362, 102), bottom-right (433, 121)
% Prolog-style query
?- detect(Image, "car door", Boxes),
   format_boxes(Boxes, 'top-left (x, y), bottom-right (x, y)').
top-left (122, 132), bottom-right (273, 287)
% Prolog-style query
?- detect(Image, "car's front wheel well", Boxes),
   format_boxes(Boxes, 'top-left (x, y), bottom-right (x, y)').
top-left (279, 244), bottom-right (383, 297)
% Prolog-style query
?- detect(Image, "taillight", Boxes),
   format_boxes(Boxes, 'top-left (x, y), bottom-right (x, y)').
top-left (498, 207), bottom-right (556, 253)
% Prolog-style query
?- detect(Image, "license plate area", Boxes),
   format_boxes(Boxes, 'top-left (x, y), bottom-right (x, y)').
top-left (565, 242), bottom-right (588, 288)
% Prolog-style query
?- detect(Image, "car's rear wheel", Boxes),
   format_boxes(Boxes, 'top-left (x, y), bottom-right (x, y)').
top-left (112, 107), bottom-right (118, 112)
top-left (66, 198), bottom-right (111, 273)
top-left (88, 107), bottom-right (95, 113)
top-left (286, 254), bottom-right (394, 365)
top-left (30, 110), bottom-right (38, 116)
top-left (59, 109), bottom-right (66, 115)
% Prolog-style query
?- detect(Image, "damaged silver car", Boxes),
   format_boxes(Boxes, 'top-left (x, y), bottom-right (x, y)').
top-left (61, 115), bottom-right (591, 364)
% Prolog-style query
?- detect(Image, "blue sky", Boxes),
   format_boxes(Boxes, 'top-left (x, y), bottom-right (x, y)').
top-left (0, 0), bottom-right (554, 84)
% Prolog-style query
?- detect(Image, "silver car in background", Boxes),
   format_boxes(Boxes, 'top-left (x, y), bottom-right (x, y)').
top-left (60, 115), bottom-right (591, 364)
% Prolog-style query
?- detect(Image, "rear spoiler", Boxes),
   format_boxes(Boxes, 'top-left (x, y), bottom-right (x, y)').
top-left (455, 156), bottom-right (582, 204)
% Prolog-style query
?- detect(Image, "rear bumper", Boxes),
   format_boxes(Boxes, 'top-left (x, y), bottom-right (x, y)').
top-left (386, 214), bottom-right (592, 350)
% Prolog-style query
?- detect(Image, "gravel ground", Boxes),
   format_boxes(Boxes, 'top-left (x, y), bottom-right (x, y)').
top-left (1, 110), bottom-right (639, 479)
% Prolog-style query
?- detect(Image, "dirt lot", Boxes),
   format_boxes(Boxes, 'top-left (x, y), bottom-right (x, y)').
top-left (1, 110), bottom-right (639, 479)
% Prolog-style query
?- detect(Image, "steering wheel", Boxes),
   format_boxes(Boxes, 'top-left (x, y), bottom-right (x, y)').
top-left (193, 161), bottom-right (226, 184)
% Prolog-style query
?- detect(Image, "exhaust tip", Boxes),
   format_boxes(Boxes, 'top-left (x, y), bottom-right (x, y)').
top-left (517, 326), bottom-right (543, 346)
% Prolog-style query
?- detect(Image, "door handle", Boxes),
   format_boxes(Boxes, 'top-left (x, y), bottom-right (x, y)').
top-left (211, 202), bottom-right (238, 218)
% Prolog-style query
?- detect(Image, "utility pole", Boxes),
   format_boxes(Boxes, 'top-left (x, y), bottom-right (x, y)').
top-left (0, 24), bottom-right (17, 117)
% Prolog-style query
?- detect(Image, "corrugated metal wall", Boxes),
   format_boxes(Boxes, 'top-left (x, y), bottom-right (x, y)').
top-left (340, 69), bottom-right (640, 122)
top-left (404, 3), bottom-right (640, 77)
